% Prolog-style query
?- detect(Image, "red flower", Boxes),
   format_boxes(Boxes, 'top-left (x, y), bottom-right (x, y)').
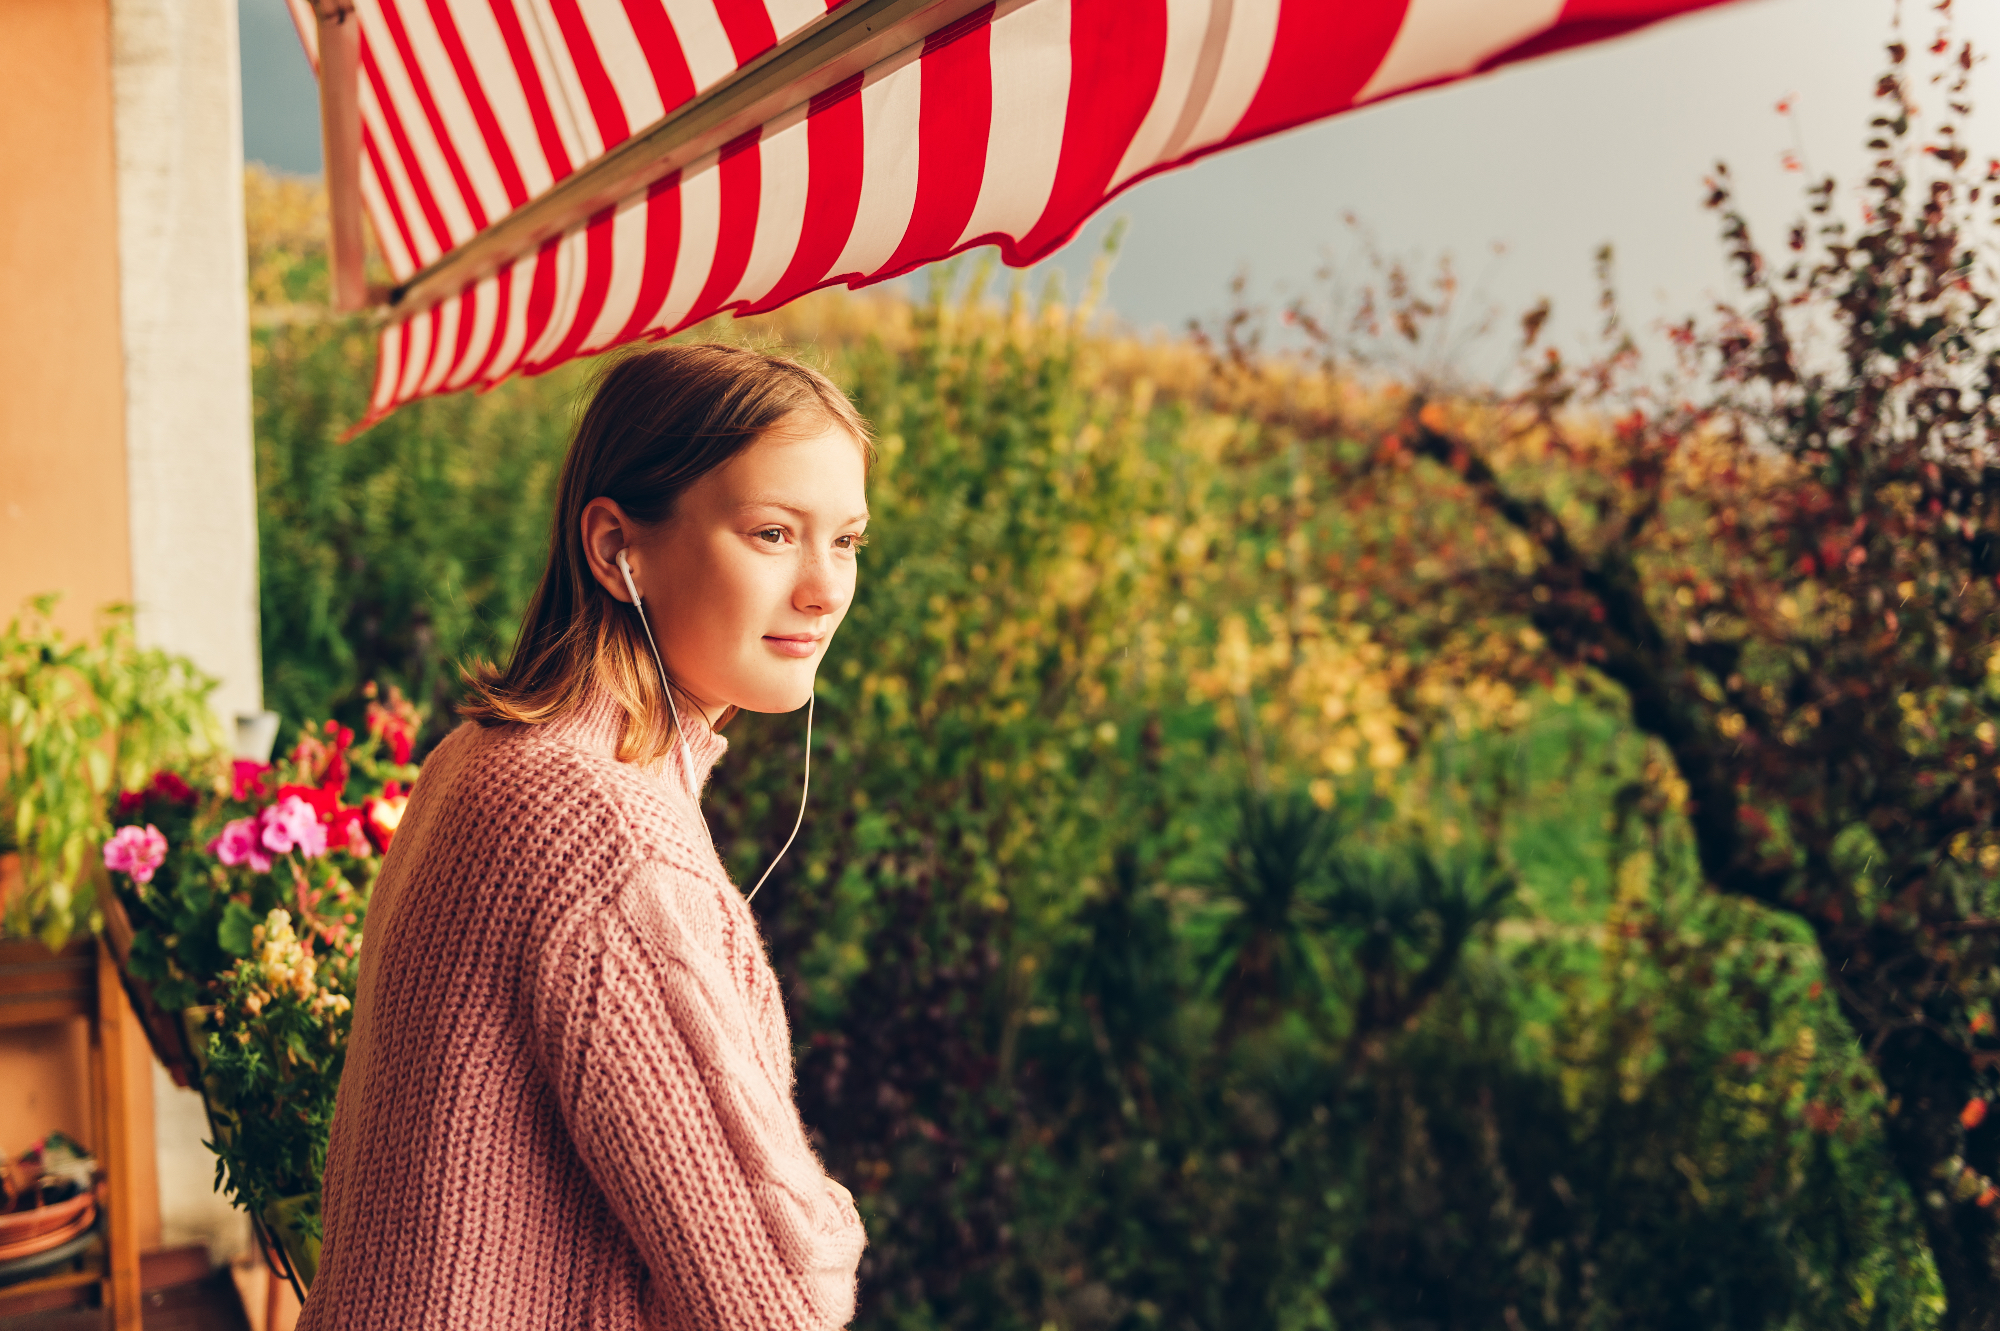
top-left (117, 769), bottom-right (201, 816)
top-left (231, 761), bottom-right (274, 802)
top-left (366, 686), bottom-right (421, 766)
top-left (278, 784), bottom-right (339, 821)
top-left (287, 721), bottom-right (355, 800)
top-left (150, 771), bottom-right (196, 804)
top-left (326, 807), bottom-right (373, 857)
top-left (321, 723), bottom-right (354, 796)
top-left (1964, 1098), bottom-right (1989, 1130)
top-left (362, 794), bottom-right (409, 854)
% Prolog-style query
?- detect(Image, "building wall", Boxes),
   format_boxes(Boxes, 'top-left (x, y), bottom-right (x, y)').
top-left (0, 0), bottom-right (264, 1264)
top-left (0, 0), bottom-right (163, 1253)
top-left (108, 0), bottom-right (263, 1260)
top-left (0, 0), bottom-right (136, 642)
top-left (112, 0), bottom-right (262, 727)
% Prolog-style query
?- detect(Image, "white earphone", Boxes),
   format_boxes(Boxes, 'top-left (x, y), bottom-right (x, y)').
top-left (615, 548), bottom-right (812, 903)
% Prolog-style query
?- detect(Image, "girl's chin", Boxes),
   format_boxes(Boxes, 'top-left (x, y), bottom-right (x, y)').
top-left (725, 671), bottom-right (819, 715)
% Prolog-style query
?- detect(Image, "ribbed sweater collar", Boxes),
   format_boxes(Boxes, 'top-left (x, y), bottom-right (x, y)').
top-left (538, 682), bottom-right (728, 789)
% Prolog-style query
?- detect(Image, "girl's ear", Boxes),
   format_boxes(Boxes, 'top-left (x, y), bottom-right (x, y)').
top-left (580, 497), bottom-right (640, 603)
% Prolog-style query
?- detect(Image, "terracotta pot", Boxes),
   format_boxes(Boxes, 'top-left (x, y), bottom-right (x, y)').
top-left (0, 1185), bottom-right (98, 1264)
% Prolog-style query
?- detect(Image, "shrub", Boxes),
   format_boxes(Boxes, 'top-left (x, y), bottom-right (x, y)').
top-left (1207, 29), bottom-right (2000, 1322)
top-left (245, 187), bottom-right (1938, 1328)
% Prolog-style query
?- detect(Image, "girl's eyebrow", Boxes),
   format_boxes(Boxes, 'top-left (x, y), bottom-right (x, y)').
top-left (735, 499), bottom-right (870, 524)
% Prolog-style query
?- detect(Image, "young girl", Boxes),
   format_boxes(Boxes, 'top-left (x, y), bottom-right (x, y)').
top-left (299, 344), bottom-right (871, 1330)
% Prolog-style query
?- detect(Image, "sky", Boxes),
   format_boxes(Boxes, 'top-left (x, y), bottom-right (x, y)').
top-left (238, 0), bottom-right (1960, 368)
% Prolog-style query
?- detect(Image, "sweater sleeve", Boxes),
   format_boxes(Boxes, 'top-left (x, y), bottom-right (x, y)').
top-left (529, 859), bottom-right (865, 1331)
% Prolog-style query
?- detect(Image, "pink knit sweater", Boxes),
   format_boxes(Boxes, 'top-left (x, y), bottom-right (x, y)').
top-left (298, 687), bottom-right (865, 1330)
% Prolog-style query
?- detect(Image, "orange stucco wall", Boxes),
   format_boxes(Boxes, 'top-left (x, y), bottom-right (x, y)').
top-left (0, 0), bottom-right (136, 640)
top-left (0, 0), bottom-right (161, 1251)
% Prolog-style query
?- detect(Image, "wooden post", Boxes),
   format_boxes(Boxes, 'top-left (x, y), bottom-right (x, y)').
top-left (315, 0), bottom-right (368, 312)
top-left (94, 941), bottom-right (140, 1330)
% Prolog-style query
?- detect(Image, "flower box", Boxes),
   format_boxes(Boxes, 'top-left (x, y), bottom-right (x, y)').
top-left (98, 685), bottom-right (422, 1293)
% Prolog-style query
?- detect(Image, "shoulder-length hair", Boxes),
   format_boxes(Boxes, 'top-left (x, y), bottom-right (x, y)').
top-left (460, 343), bottom-right (871, 762)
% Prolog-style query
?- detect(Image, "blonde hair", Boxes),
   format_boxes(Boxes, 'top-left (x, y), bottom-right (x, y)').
top-left (460, 343), bottom-right (871, 762)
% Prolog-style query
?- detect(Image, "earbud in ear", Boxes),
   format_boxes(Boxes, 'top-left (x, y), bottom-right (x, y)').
top-left (615, 549), bottom-right (642, 606)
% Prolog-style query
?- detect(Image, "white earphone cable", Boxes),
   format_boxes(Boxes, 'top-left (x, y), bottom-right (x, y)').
top-left (746, 692), bottom-right (810, 903)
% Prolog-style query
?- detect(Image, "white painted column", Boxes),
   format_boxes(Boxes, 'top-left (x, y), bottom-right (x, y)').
top-left (109, 0), bottom-right (262, 1264)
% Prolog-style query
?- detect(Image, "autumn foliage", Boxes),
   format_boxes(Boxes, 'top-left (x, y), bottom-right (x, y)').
top-left (1202, 24), bottom-right (2000, 1327)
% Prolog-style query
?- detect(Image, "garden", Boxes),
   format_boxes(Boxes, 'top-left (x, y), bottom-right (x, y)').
top-left (5, 29), bottom-right (2000, 1331)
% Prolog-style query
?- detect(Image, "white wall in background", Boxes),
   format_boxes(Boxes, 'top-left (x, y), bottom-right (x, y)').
top-left (111, 0), bottom-right (262, 1263)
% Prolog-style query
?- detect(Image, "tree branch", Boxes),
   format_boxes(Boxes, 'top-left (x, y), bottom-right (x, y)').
top-left (1404, 411), bottom-right (1792, 908)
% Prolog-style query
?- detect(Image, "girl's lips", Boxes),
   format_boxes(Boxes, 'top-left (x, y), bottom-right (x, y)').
top-left (763, 635), bottom-right (821, 659)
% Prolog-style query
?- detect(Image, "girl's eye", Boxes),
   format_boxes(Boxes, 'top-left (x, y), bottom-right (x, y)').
top-left (835, 533), bottom-right (869, 551)
top-left (755, 528), bottom-right (785, 544)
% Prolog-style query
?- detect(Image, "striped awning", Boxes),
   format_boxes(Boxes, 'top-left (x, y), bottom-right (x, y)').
top-left (286, 0), bottom-right (1738, 427)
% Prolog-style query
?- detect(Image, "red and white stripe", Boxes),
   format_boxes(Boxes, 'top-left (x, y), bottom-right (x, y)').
top-left (287, 0), bottom-right (1737, 425)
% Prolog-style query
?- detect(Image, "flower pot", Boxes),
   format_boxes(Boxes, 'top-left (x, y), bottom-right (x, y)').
top-left (98, 889), bottom-right (202, 1088)
top-left (0, 1184), bottom-right (98, 1265)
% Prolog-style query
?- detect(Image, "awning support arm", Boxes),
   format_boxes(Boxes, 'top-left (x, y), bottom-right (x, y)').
top-left (314, 0), bottom-right (369, 313)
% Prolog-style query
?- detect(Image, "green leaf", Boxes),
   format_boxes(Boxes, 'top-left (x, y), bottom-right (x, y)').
top-left (219, 900), bottom-right (258, 957)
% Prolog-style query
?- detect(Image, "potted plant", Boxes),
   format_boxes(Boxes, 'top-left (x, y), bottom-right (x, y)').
top-left (100, 684), bottom-right (421, 1291)
top-left (0, 597), bottom-right (218, 945)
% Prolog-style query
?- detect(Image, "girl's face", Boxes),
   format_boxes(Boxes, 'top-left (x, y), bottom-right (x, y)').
top-left (586, 416), bottom-right (869, 721)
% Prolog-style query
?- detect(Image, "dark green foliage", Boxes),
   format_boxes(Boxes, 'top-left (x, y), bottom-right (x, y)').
top-left (251, 320), bottom-right (590, 749)
top-left (251, 276), bottom-right (1941, 1327)
top-left (1200, 794), bottom-right (1343, 1040)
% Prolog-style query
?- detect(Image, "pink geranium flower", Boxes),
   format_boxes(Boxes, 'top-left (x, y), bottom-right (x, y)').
top-left (208, 795), bottom-right (332, 873)
top-left (102, 825), bottom-right (168, 884)
top-left (210, 817), bottom-right (271, 873)
top-left (260, 795), bottom-right (328, 859)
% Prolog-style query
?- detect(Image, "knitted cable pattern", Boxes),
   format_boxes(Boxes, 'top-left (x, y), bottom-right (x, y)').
top-left (298, 686), bottom-right (864, 1331)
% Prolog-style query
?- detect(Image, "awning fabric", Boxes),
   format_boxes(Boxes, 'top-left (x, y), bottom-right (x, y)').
top-left (286, 0), bottom-right (1736, 426)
